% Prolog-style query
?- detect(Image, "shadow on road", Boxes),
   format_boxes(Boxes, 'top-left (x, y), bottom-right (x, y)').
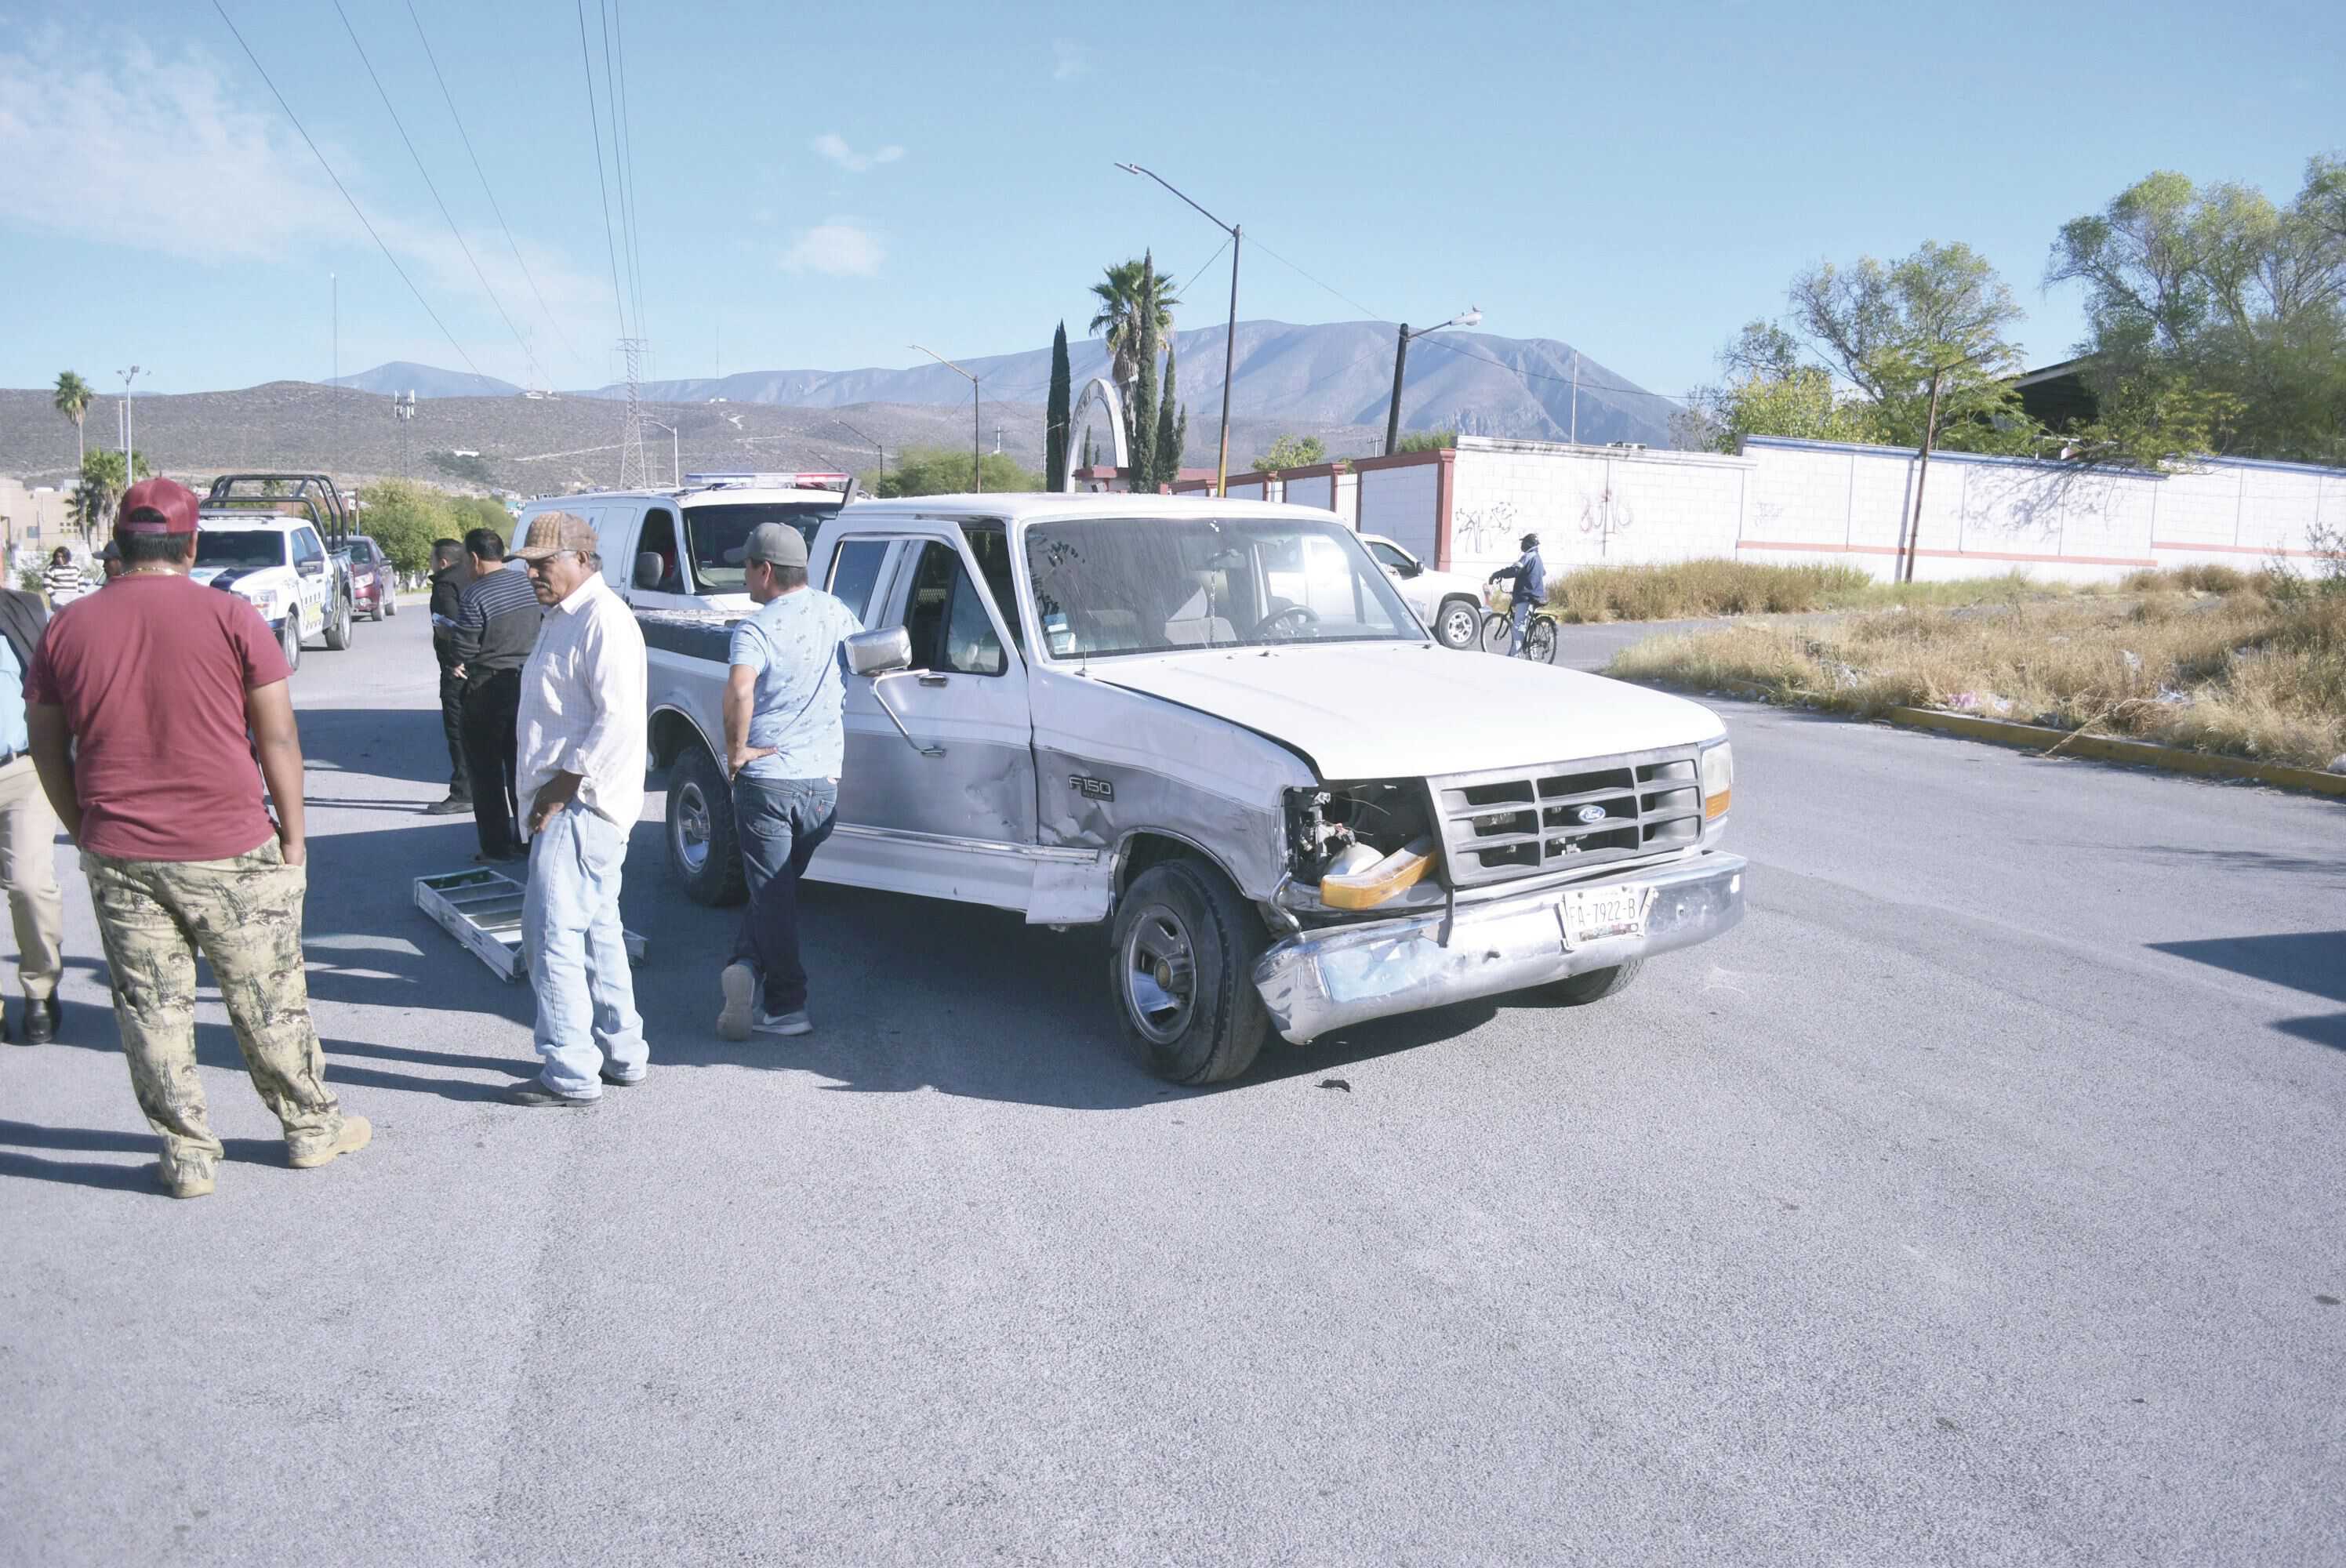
top-left (2149, 930), bottom-right (2346, 1052)
top-left (298, 705), bottom-right (456, 788)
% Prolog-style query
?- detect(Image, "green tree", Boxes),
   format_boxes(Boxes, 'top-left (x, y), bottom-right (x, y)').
top-left (1128, 253), bottom-right (1160, 490)
top-left (69, 448), bottom-right (149, 542)
top-left (1088, 254), bottom-right (1181, 431)
top-left (867, 447), bottom-right (1041, 498)
top-left (1151, 332), bottom-right (1187, 489)
top-left (1393, 429), bottom-right (1457, 452)
top-left (1252, 434), bottom-right (1326, 470)
top-left (53, 371), bottom-right (93, 470)
top-left (356, 479), bottom-right (457, 575)
top-left (1677, 323), bottom-right (1878, 453)
top-left (448, 495), bottom-right (513, 539)
top-left (1045, 321), bottom-right (1072, 492)
top-left (2046, 158), bottom-right (2346, 466)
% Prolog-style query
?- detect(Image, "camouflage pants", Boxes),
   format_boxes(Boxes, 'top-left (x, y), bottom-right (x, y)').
top-left (82, 840), bottom-right (346, 1164)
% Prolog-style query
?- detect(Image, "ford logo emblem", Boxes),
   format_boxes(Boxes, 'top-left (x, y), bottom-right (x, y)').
top-left (1575, 804), bottom-right (1607, 825)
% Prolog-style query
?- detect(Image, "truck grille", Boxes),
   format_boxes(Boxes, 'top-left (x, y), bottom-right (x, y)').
top-left (1430, 746), bottom-right (1704, 887)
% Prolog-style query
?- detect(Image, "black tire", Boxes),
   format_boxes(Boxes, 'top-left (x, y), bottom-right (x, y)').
top-left (666, 742), bottom-right (746, 906)
top-left (1524, 613), bottom-right (1560, 665)
top-left (1480, 610), bottom-right (1510, 654)
top-left (1433, 597), bottom-right (1483, 651)
top-left (324, 593), bottom-right (354, 650)
top-left (1545, 960), bottom-right (1642, 1005)
top-left (1109, 858), bottom-right (1270, 1085)
top-left (278, 616), bottom-right (302, 674)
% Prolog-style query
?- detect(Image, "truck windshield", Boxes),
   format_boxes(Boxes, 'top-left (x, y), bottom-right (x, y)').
top-left (1023, 517), bottom-right (1421, 659)
top-left (194, 531), bottom-right (287, 570)
top-left (684, 502), bottom-right (843, 592)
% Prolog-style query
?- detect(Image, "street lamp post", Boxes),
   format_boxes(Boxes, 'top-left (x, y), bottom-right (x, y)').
top-left (1383, 308), bottom-right (1480, 457)
top-left (1116, 163), bottom-right (1240, 497)
top-left (117, 365), bottom-right (143, 476)
top-left (643, 418), bottom-right (681, 486)
top-left (831, 416), bottom-right (884, 488)
top-left (910, 344), bottom-right (982, 492)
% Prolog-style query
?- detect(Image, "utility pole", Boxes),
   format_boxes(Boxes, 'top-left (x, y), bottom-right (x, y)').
top-left (394, 389), bottom-right (417, 479)
top-left (1571, 350), bottom-right (1580, 445)
top-left (117, 365), bottom-right (142, 476)
top-left (1901, 368), bottom-right (1947, 584)
top-left (644, 417), bottom-right (680, 486)
top-left (331, 273), bottom-right (338, 467)
top-left (1384, 308), bottom-right (1480, 457)
top-left (910, 344), bottom-right (983, 492)
top-left (1117, 163), bottom-right (1242, 496)
top-left (616, 337), bottom-right (649, 488)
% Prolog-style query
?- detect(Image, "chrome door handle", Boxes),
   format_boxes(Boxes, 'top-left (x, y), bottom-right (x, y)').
top-left (917, 673), bottom-right (949, 687)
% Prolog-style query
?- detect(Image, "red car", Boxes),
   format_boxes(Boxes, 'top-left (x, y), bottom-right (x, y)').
top-left (345, 534), bottom-right (397, 621)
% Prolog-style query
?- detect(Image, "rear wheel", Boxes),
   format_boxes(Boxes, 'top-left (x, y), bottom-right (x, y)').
top-left (368, 584), bottom-right (385, 622)
top-left (278, 617), bottom-right (302, 674)
top-left (1545, 960), bottom-right (1641, 1005)
top-left (324, 593), bottom-right (353, 650)
top-left (1434, 597), bottom-right (1482, 650)
top-left (666, 742), bottom-right (746, 906)
top-left (1523, 613), bottom-right (1560, 664)
top-left (1109, 859), bottom-right (1270, 1084)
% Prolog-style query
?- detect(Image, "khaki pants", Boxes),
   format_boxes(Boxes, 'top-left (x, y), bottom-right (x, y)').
top-left (0, 754), bottom-right (63, 1003)
top-left (83, 840), bottom-right (345, 1163)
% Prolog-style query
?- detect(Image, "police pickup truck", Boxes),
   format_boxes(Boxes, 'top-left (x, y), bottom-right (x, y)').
top-left (636, 493), bottom-right (1744, 1084)
top-left (195, 473), bottom-right (361, 671)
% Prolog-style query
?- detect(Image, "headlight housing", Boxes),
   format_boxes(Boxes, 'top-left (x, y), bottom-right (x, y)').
top-left (1700, 739), bottom-right (1733, 832)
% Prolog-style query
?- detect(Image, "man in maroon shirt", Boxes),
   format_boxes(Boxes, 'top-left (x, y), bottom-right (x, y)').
top-left (25, 478), bottom-right (369, 1200)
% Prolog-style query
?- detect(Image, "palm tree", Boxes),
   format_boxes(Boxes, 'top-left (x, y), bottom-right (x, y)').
top-left (53, 371), bottom-right (93, 470)
top-left (1088, 256), bottom-right (1181, 424)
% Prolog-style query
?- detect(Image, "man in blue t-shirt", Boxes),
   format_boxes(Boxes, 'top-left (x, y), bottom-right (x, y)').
top-left (715, 522), bottom-right (863, 1041)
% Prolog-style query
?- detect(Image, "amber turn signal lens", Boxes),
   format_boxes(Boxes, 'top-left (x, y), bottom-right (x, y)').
top-left (1320, 837), bottom-right (1436, 909)
top-left (1704, 788), bottom-right (1730, 819)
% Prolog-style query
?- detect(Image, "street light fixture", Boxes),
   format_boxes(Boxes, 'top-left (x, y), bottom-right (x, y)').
top-left (642, 417), bottom-right (681, 487)
top-left (910, 344), bottom-right (983, 492)
top-left (1384, 308), bottom-right (1480, 458)
top-left (1117, 162), bottom-right (1240, 497)
top-left (117, 365), bottom-right (143, 477)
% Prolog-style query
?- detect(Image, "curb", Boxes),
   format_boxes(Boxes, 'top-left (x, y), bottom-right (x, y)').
top-left (1884, 707), bottom-right (2346, 799)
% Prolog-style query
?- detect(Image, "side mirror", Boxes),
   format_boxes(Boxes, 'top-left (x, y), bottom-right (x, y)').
top-left (634, 551), bottom-right (664, 590)
top-left (1395, 559), bottom-right (1422, 579)
top-left (846, 626), bottom-right (913, 677)
top-left (297, 557), bottom-right (325, 577)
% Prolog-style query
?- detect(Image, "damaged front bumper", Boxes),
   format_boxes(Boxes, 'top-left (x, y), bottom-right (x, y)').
top-left (1252, 852), bottom-right (1747, 1044)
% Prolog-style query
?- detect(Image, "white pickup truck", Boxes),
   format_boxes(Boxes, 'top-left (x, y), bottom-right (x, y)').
top-left (640, 494), bottom-right (1744, 1083)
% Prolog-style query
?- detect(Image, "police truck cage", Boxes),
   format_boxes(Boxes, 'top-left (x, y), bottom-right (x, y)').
top-left (681, 472), bottom-right (850, 492)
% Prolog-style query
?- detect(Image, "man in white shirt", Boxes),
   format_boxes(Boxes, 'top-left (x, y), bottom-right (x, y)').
top-left (502, 511), bottom-right (650, 1106)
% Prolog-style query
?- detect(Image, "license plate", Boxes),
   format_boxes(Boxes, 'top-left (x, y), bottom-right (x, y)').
top-left (1560, 883), bottom-right (1651, 947)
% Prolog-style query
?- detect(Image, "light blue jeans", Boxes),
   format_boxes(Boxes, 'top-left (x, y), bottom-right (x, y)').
top-left (521, 803), bottom-right (646, 1098)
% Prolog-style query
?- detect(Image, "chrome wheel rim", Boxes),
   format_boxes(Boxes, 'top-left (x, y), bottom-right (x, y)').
top-left (1121, 902), bottom-right (1197, 1045)
top-left (673, 779), bottom-right (711, 874)
top-left (1440, 604), bottom-right (1480, 647)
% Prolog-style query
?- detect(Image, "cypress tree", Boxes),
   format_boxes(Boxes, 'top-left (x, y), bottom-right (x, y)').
top-left (1128, 252), bottom-right (1159, 491)
top-left (1045, 321), bottom-right (1071, 491)
top-left (1153, 332), bottom-right (1182, 490)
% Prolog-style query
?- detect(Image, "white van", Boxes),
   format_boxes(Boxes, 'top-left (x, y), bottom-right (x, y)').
top-left (511, 472), bottom-right (851, 614)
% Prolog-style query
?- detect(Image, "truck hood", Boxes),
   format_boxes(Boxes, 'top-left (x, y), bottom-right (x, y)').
top-left (190, 565), bottom-right (291, 593)
top-left (1082, 641), bottom-right (1725, 779)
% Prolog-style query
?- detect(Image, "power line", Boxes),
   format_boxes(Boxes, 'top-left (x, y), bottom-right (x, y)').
top-left (332, 0), bottom-right (537, 386)
top-left (209, 0), bottom-right (485, 377)
top-left (573, 0), bottom-right (629, 339)
top-left (403, 0), bottom-right (583, 377)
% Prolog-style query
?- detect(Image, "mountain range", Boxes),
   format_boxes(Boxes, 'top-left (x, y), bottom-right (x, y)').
top-left (329, 320), bottom-right (1677, 448)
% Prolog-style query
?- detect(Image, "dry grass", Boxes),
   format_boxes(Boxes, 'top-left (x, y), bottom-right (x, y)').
top-left (1542, 559), bottom-right (2122, 623)
top-left (1607, 577), bottom-right (2346, 772)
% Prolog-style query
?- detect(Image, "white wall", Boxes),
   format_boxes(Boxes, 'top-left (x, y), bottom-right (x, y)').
top-left (1448, 440), bottom-right (1754, 580)
top-left (1357, 463), bottom-right (1440, 562)
top-left (1284, 472), bottom-right (1335, 514)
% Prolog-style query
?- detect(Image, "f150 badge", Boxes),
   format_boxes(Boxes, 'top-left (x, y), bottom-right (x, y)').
top-left (1068, 775), bottom-right (1116, 802)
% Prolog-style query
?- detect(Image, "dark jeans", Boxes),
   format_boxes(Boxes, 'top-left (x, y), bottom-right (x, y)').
top-left (437, 659), bottom-right (471, 798)
top-left (459, 670), bottom-right (523, 857)
top-left (730, 775), bottom-right (837, 1014)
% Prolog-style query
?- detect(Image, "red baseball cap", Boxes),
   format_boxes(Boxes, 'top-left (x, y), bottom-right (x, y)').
top-left (116, 477), bottom-right (200, 536)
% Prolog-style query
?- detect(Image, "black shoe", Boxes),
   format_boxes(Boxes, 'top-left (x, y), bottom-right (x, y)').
top-left (21, 997), bottom-right (59, 1045)
top-left (425, 795), bottom-right (474, 815)
top-left (501, 1081), bottom-right (598, 1107)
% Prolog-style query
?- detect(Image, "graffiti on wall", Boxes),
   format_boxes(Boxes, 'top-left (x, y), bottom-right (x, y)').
top-left (1580, 483), bottom-right (1635, 557)
top-left (1452, 499), bottom-right (1520, 558)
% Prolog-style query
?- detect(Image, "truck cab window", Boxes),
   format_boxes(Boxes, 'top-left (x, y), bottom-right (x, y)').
top-left (902, 542), bottom-right (1006, 677)
top-left (959, 524), bottom-right (1026, 656)
top-left (638, 508), bottom-right (682, 592)
top-left (828, 539), bottom-right (890, 623)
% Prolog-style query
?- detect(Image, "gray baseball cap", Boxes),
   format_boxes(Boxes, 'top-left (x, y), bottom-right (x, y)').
top-left (743, 522), bottom-right (809, 568)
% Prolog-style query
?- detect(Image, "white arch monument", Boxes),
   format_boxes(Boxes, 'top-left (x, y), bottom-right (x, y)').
top-left (1062, 375), bottom-right (1129, 492)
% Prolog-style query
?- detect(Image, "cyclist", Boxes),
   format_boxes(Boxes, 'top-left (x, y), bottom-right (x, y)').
top-left (1486, 532), bottom-right (1548, 655)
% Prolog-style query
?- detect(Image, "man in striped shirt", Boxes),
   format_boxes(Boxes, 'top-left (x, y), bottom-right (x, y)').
top-left (452, 527), bottom-right (542, 862)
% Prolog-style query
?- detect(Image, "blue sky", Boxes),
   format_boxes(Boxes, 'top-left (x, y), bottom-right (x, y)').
top-left (2, 0), bottom-right (2340, 404)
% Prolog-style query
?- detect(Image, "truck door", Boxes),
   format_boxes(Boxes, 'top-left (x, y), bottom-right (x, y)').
top-left (621, 504), bottom-right (702, 615)
top-left (826, 526), bottom-right (1038, 911)
top-left (292, 526), bottom-right (329, 635)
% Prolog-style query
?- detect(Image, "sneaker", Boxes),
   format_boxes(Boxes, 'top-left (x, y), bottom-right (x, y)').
top-left (424, 795), bottom-right (473, 816)
top-left (156, 1152), bottom-right (216, 1200)
top-left (598, 1064), bottom-right (646, 1087)
top-left (715, 962), bottom-right (756, 1042)
top-left (501, 1082), bottom-right (598, 1108)
top-left (753, 1009), bottom-right (812, 1037)
top-left (288, 1115), bottom-right (372, 1170)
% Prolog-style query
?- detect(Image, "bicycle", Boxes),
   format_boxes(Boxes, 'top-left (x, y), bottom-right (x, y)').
top-left (1479, 586), bottom-right (1559, 663)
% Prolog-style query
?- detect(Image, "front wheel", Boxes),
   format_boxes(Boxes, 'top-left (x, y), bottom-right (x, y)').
top-left (278, 616), bottom-right (302, 674)
top-left (324, 593), bottom-right (354, 650)
top-left (1109, 859), bottom-right (1270, 1084)
top-left (666, 742), bottom-right (746, 906)
top-left (1480, 610), bottom-right (1510, 654)
top-left (1523, 614), bottom-right (1560, 664)
top-left (1544, 960), bottom-right (1641, 1005)
top-left (1434, 597), bottom-right (1483, 651)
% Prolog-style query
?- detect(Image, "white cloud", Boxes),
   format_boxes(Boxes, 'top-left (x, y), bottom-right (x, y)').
top-left (1052, 40), bottom-right (1091, 81)
top-left (780, 220), bottom-right (884, 277)
top-left (0, 30), bottom-right (619, 386)
top-left (811, 132), bottom-right (905, 173)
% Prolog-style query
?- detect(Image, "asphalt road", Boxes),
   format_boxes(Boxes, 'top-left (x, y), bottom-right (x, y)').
top-left (4, 608), bottom-right (2341, 1566)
